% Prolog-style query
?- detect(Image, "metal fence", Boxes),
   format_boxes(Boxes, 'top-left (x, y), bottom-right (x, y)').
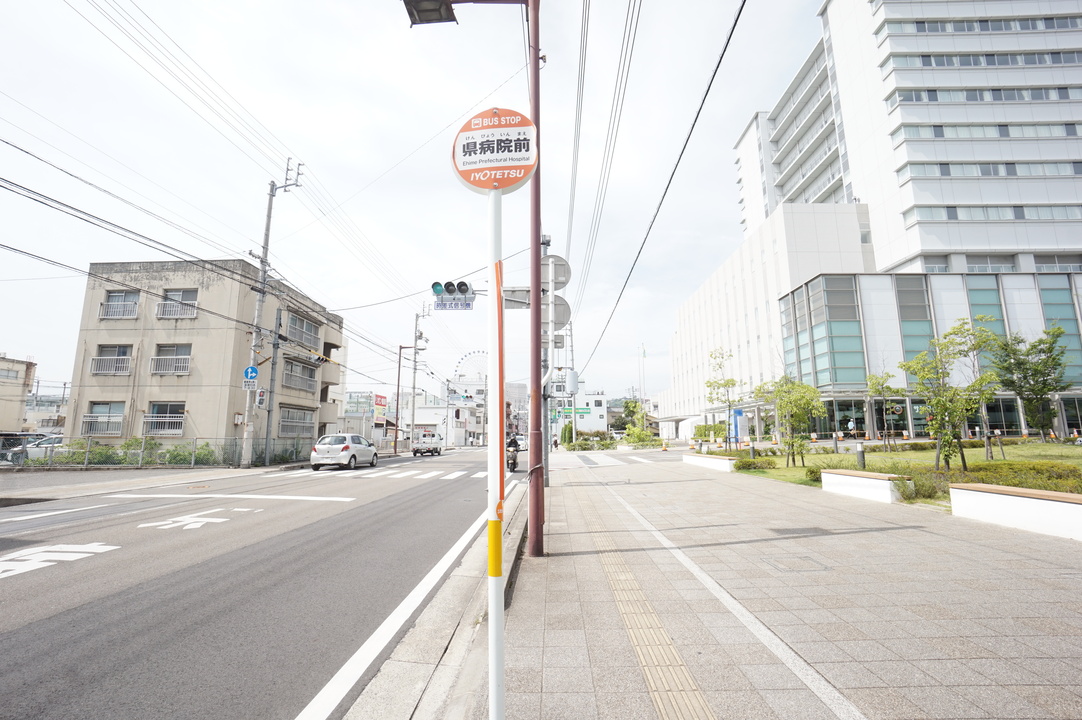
top-left (0, 436), bottom-right (317, 469)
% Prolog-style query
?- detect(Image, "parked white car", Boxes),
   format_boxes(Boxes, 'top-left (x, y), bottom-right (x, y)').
top-left (3, 435), bottom-right (66, 463)
top-left (311, 434), bottom-right (378, 470)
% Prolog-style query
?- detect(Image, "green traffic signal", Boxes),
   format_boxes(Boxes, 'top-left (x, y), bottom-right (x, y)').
top-left (432, 281), bottom-right (445, 295)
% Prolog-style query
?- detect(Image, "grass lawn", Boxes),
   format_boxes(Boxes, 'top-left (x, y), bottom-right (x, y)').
top-left (734, 440), bottom-right (1082, 500)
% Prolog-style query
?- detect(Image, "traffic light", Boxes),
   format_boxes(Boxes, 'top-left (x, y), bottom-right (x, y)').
top-left (431, 280), bottom-right (473, 297)
top-left (256, 387), bottom-right (267, 407)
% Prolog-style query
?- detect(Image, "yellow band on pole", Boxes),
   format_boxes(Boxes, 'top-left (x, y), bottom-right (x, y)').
top-left (488, 520), bottom-right (503, 577)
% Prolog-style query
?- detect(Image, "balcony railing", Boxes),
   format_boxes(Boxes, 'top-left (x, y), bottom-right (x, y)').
top-left (283, 371), bottom-right (317, 392)
top-left (143, 414), bottom-right (185, 436)
top-left (99, 302), bottom-right (138, 319)
top-left (156, 301), bottom-right (198, 319)
top-left (81, 414), bottom-right (124, 436)
top-left (90, 357), bottom-right (132, 375)
top-left (150, 356), bottom-right (191, 375)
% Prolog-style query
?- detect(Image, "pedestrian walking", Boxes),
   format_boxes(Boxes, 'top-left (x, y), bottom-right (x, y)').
top-left (553, 437), bottom-right (559, 451)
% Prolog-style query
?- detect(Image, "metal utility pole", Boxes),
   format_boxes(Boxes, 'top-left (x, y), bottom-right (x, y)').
top-left (241, 159), bottom-right (302, 468)
top-left (263, 307), bottom-right (283, 465)
top-left (526, 0), bottom-right (544, 559)
top-left (409, 307), bottom-right (428, 452)
top-left (393, 345), bottom-right (413, 456)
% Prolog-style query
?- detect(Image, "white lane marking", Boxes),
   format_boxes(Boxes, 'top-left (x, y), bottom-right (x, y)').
top-left (363, 470), bottom-right (398, 477)
top-left (0, 542), bottom-right (120, 580)
top-left (416, 471), bottom-right (442, 479)
top-left (442, 471), bottom-right (467, 479)
top-left (628, 456), bottom-right (654, 463)
top-left (0, 504), bottom-right (113, 524)
top-left (607, 488), bottom-right (869, 720)
top-left (471, 472), bottom-right (488, 478)
top-left (107, 493), bottom-right (354, 502)
top-left (264, 470), bottom-right (315, 477)
top-left (589, 455), bottom-right (628, 466)
top-left (390, 470), bottom-right (421, 478)
top-left (139, 509), bottom-right (231, 530)
top-left (294, 510), bottom-right (488, 720)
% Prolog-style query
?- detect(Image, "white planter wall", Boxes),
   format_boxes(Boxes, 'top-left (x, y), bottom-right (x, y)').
top-left (950, 485), bottom-right (1082, 542)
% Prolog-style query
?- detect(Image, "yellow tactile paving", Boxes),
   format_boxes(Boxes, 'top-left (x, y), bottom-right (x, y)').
top-left (580, 488), bottom-right (718, 720)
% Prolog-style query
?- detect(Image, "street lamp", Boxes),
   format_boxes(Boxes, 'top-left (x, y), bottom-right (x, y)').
top-left (401, 0), bottom-right (545, 560)
top-left (403, 0), bottom-right (457, 24)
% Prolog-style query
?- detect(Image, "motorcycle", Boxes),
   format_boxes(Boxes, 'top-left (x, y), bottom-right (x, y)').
top-left (506, 445), bottom-right (519, 473)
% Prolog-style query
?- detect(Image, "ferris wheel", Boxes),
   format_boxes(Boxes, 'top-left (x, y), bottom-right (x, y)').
top-left (453, 350), bottom-right (488, 382)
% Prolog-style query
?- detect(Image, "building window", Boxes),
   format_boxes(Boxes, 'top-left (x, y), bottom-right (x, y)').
top-left (594, 400), bottom-right (603, 407)
top-left (283, 360), bottom-right (317, 392)
top-left (91, 345), bottom-right (133, 375)
top-left (923, 256), bottom-right (949, 273)
top-left (145, 402), bottom-right (185, 436)
top-left (100, 290), bottom-right (139, 319)
top-left (888, 86), bottom-right (1082, 108)
top-left (0, 368), bottom-right (17, 379)
top-left (83, 401), bottom-right (125, 436)
top-left (280, 407), bottom-right (316, 437)
top-left (150, 344), bottom-right (192, 375)
top-left (966, 275), bottom-right (1006, 336)
top-left (1038, 275), bottom-right (1082, 382)
top-left (1035, 254), bottom-right (1082, 272)
top-left (157, 289), bottom-right (198, 319)
top-left (287, 314), bottom-right (320, 348)
top-left (966, 255), bottom-right (1017, 273)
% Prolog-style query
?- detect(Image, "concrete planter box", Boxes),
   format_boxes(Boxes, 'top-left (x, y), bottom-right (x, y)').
top-left (821, 469), bottom-right (912, 504)
top-left (949, 483), bottom-right (1082, 542)
top-left (682, 454), bottom-right (737, 472)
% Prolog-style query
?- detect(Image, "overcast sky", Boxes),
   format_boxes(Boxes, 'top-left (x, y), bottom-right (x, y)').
top-left (1, 1), bottom-right (821, 406)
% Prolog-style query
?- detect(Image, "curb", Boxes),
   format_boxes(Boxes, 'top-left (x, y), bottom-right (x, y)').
top-left (344, 478), bottom-right (530, 720)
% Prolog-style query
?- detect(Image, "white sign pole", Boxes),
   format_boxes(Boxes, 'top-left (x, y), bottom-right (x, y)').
top-left (486, 187), bottom-right (505, 720)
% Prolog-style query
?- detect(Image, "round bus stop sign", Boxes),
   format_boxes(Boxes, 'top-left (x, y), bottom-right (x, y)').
top-left (453, 108), bottom-right (537, 195)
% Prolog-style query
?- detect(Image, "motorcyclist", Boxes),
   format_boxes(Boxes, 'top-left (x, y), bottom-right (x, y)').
top-left (506, 435), bottom-right (520, 472)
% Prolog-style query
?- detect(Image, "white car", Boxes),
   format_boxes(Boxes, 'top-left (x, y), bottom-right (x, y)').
top-left (4, 435), bottom-right (66, 462)
top-left (311, 434), bottom-right (378, 470)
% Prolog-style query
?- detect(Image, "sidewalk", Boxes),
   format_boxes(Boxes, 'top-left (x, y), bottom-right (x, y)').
top-left (356, 450), bottom-right (1082, 720)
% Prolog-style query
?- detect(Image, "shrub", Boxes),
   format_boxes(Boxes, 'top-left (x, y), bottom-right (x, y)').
top-left (805, 467), bottom-right (821, 482)
top-left (949, 460), bottom-right (1082, 494)
top-left (734, 457), bottom-right (777, 470)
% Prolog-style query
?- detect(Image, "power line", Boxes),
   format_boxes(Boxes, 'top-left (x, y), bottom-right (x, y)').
top-left (581, 0), bottom-right (750, 373)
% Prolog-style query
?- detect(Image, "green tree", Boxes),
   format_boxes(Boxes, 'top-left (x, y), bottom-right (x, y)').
top-left (753, 376), bottom-right (825, 467)
top-left (865, 371), bottom-right (906, 451)
top-left (704, 348), bottom-right (741, 450)
top-left (899, 317), bottom-right (999, 470)
top-left (989, 326), bottom-right (1072, 442)
top-left (560, 422), bottom-right (573, 446)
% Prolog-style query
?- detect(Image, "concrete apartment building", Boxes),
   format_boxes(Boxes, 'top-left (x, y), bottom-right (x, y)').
top-left (68, 260), bottom-right (345, 459)
top-left (0, 355), bottom-right (36, 431)
top-left (660, 0), bottom-right (1082, 440)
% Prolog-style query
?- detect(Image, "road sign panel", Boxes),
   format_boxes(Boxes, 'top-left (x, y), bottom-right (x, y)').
top-left (434, 301), bottom-right (474, 311)
top-left (541, 255), bottom-right (571, 290)
top-left (242, 379), bottom-right (257, 391)
top-left (243, 366), bottom-right (258, 380)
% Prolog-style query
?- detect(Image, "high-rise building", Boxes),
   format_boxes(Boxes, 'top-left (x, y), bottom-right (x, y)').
top-left (660, 0), bottom-right (1082, 440)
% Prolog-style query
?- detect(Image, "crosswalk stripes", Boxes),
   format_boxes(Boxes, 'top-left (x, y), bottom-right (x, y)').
top-left (415, 471), bottom-right (443, 479)
top-left (627, 456), bottom-right (654, 463)
top-left (390, 470), bottom-right (421, 478)
top-left (267, 464), bottom-right (497, 481)
top-left (471, 472), bottom-right (488, 478)
top-left (442, 471), bottom-right (467, 479)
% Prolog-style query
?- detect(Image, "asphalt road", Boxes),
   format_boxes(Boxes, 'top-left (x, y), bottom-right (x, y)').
top-left (0, 449), bottom-right (493, 720)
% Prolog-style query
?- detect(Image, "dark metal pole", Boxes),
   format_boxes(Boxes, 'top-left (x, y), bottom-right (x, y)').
top-left (526, 0), bottom-right (544, 557)
top-left (394, 345), bottom-right (408, 456)
top-left (263, 307), bottom-right (282, 465)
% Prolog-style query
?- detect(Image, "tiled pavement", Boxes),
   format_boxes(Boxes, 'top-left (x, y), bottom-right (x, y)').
top-left (353, 449), bottom-right (1082, 719)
